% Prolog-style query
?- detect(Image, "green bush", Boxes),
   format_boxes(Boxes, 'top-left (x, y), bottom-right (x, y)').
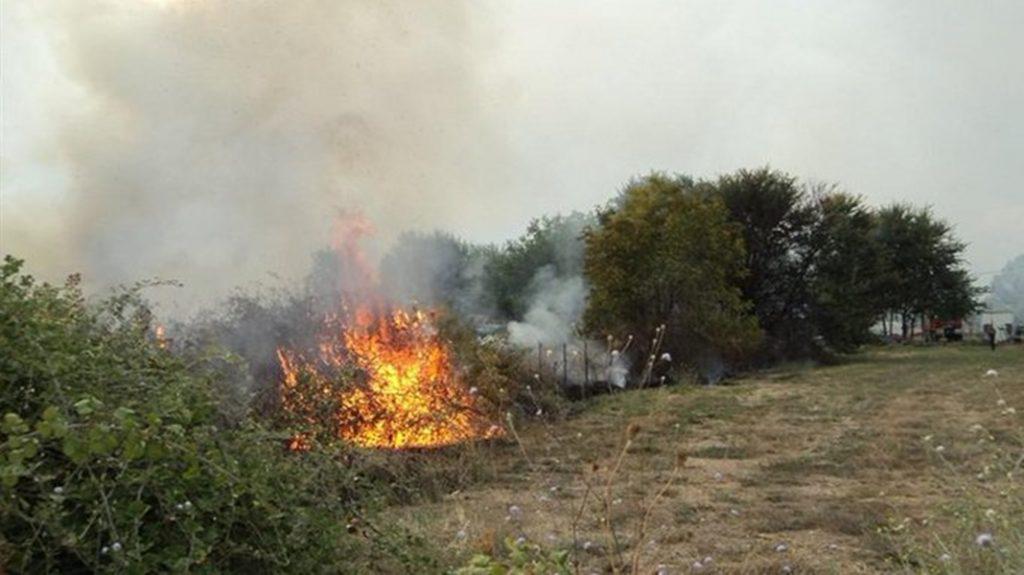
top-left (0, 256), bottom-right (433, 573)
top-left (455, 538), bottom-right (571, 575)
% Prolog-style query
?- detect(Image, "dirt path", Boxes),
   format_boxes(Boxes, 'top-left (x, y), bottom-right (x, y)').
top-left (392, 346), bottom-right (1024, 574)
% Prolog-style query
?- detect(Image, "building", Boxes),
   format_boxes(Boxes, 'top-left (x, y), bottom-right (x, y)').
top-left (966, 307), bottom-right (1017, 343)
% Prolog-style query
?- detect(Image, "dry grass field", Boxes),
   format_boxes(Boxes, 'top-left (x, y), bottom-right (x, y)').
top-left (390, 344), bottom-right (1024, 574)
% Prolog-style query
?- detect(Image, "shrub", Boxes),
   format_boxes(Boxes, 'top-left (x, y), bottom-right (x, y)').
top-left (0, 256), bottom-right (433, 573)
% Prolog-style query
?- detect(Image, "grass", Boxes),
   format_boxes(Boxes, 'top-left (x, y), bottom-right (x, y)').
top-left (388, 343), bottom-right (1024, 573)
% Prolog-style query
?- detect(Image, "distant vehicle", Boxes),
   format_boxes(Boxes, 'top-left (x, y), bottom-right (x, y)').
top-left (928, 318), bottom-right (963, 342)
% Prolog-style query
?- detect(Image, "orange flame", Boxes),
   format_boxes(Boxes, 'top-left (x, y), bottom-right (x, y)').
top-left (276, 211), bottom-right (501, 449)
top-left (277, 307), bottom-right (501, 449)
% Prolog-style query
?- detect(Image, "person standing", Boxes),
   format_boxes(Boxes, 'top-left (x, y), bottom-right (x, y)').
top-left (984, 323), bottom-right (997, 351)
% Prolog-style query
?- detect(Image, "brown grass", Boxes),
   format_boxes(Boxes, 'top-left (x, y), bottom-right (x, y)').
top-left (387, 343), bottom-right (1024, 573)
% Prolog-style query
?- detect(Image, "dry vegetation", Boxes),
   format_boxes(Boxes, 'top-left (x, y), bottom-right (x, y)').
top-left (389, 344), bottom-right (1024, 574)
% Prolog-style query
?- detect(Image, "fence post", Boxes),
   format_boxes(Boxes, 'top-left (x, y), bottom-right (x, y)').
top-left (583, 339), bottom-right (589, 398)
top-left (537, 342), bottom-right (543, 378)
top-left (562, 343), bottom-right (568, 388)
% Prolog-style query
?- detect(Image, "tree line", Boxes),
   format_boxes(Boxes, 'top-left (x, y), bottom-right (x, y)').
top-left (379, 167), bottom-right (981, 370)
top-left (584, 168), bottom-right (980, 368)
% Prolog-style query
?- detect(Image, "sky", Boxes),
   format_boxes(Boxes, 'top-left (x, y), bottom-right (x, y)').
top-left (2, 0), bottom-right (1022, 307)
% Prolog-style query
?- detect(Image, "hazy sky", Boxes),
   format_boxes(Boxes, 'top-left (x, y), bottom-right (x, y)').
top-left (3, 0), bottom-right (1022, 303)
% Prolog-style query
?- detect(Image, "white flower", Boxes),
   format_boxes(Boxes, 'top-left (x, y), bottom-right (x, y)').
top-left (923, 435), bottom-right (933, 442)
top-left (997, 399), bottom-right (1007, 406)
top-left (469, 386), bottom-right (479, 395)
top-left (1003, 407), bottom-right (1017, 415)
top-left (985, 508), bottom-right (996, 518)
top-left (690, 561), bottom-right (704, 572)
top-left (730, 508), bottom-right (740, 516)
top-left (939, 552), bottom-right (952, 562)
top-left (935, 445), bottom-right (946, 453)
top-left (970, 424), bottom-right (984, 433)
top-left (660, 353), bottom-right (672, 362)
top-left (455, 529), bottom-right (467, 540)
top-left (975, 532), bottom-right (994, 547)
top-left (53, 486), bottom-right (64, 494)
top-left (583, 540), bottom-right (594, 551)
top-left (782, 566), bottom-right (793, 574)
top-left (774, 543), bottom-right (788, 552)
top-left (702, 556), bottom-right (713, 564)
top-left (101, 546), bottom-right (109, 555)
top-left (655, 564), bottom-right (670, 575)
top-left (985, 369), bottom-right (999, 377)
top-left (507, 505), bottom-right (522, 519)
top-left (514, 536), bottom-right (526, 546)
top-left (111, 542), bottom-right (122, 552)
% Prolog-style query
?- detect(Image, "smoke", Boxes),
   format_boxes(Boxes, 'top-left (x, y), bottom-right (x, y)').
top-left (10, 0), bottom-right (508, 311)
top-left (507, 266), bottom-right (585, 348)
top-left (505, 211), bottom-right (592, 347)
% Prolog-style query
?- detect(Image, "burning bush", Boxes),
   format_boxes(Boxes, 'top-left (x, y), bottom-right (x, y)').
top-left (276, 306), bottom-right (504, 449)
top-left (268, 212), bottom-right (518, 451)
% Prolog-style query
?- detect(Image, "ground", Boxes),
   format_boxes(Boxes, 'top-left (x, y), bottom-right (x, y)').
top-left (390, 344), bottom-right (1024, 574)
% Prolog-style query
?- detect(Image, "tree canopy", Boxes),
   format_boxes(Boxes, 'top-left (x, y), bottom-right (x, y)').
top-left (583, 173), bottom-right (761, 365)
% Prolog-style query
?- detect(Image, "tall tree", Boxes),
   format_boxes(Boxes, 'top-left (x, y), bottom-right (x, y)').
top-left (714, 167), bottom-right (819, 358)
top-left (805, 189), bottom-right (885, 351)
top-left (875, 204), bottom-right (981, 336)
top-left (584, 173), bottom-right (760, 365)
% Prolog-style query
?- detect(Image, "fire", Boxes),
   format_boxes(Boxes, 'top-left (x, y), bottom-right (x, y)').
top-left (275, 211), bottom-right (501, 449)
top-left (277, 307), bottom-right (500, 449)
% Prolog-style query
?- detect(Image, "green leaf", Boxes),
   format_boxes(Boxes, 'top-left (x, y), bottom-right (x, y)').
top-left (73, 397), bottom-right (102, 416)
top-left (1, 463), bottom-right (27, 487)
top-left (62, 435), bottom-right (89, 465)
top-left (122, 434), bottom-right (146, 460)
top-left (114, 406), bottom-right (137, 422)
top-left (87, 425), bottom-right (117, 455)
top-left (2, 413), bottom-right (28, 435)
top-left (42, 406), bottom-right (61, 421)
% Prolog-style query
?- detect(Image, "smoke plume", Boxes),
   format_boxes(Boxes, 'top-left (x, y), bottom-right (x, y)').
top-left (12, 0), bottom-right (507, 310)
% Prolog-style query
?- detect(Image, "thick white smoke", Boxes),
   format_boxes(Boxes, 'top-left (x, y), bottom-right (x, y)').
top-left (507, 266), bottom-right (585, 348)
top-left (10, 0), bottom-right (509, 310)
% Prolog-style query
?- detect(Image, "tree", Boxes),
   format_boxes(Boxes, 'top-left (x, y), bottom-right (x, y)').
top-left (805, 189), bottom-right (885, 351)
top-left (583, 173), bottom-right (761, 366)
top-left (379, 231), bottom-right (473, 309)
top-left (483, 212), bottom-right (593, 320)
top-left (875, 204), bottom-right (981, 337)
top-left (990, 254), bottom-right (1024, 322)
top-left (713, 168), bottom-right (819, 358)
